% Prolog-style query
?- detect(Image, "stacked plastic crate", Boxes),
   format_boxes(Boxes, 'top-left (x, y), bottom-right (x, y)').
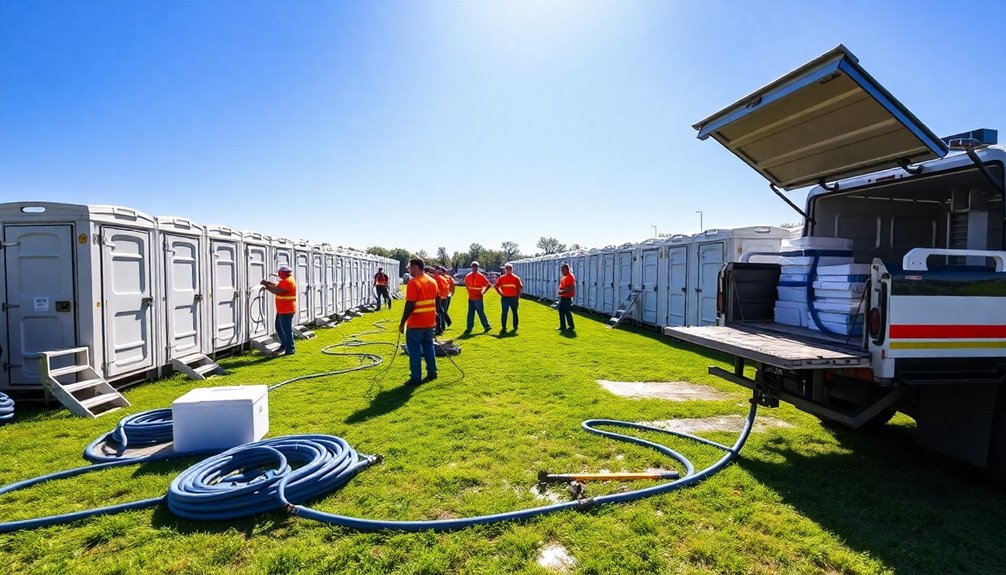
top-left (808, 263), bottom-right (870, 335)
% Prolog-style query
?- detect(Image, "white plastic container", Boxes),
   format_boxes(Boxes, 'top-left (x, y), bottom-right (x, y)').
top-left (787, 236), bottom-right (854, 250)
top-left (172, 385), bottom-right (269, 453)
top-left (817, 263), bottom-right (871, 276)
top-left (774, 300), bottom-right (809, 326)
top-left (777, 285), bottom-right (809, 302)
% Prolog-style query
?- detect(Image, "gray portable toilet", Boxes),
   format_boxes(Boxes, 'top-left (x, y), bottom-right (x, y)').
top-left (598, 246), bottom-right (617, 316)
top-left (292, 240), bottom-right (313, 327)
top-left (614, 242), bottom-right (637, 314)
top-left (586, 249), bottom-right (602, 312)
top-left (637, 239), bottom-right (662, 326)
top-left (206, 225), bottom-right (245, 353)
top-left (661, 234), bottom-right (693, 327)
top-left (242, 231), bottom-right (273, 345)
top-left (0, 202), bottom-right (160, 392)
top-left (319, 243), bottom-right (339, 320)
top-left (156, 216), bottom-right (210, 365)
top-left (688, 226), bottom-right (788, 326)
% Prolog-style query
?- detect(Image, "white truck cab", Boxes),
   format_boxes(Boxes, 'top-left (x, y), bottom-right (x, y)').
top-left (666, 45), bottom-right (1006, 485)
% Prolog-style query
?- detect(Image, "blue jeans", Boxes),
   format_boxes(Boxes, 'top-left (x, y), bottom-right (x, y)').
top-left (375, 286), bottom-right (391, 309)
top-left (558, 298), bottom-right (574, 330)
top-left (467, 299), bottom-right (490, 331)
top-left (500, 296), bottom-right (519, 330)
top-left (405, 327), bottom-right (437, 382)
top-left (437, 298), bottom-right (451, 332)
top-left (275, 313), bottom-right (295, 353)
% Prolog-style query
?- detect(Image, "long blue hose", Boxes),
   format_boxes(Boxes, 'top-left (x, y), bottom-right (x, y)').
top-left (0, 392), bottom-right (13, 424)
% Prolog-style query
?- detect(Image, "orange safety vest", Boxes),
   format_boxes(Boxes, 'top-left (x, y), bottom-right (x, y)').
top-left (496, 272), bottom-right (522, 297)
top-left (406, 273), bottom-right (439, 329)
top-left (559, 273), bottom-right (575, 299)
top-left (465, 272), bottom-right (490, 300)
top-left (275, 277), bottom-right (297, 314)
top-left (374, 272), bottom-right (389, 286)
top-left (446, 276), bottom-right (455, 295)
top-left (436, 274), bottom-right (450, 299)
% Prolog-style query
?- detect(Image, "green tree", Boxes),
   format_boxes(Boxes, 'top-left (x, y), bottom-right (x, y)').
top-left (436, 246), bottom-right (450, 267)
top-left (501, 241), bottom-right (521, 263)
top-left (536, 236), bottom-right (566, 255)
top-left (468, 243), bottom-right (484, 265)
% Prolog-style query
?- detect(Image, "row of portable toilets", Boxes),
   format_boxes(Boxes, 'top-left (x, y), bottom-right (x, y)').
top-left (511, 226), bottom-right (794, 329)
top-left (0, 202), bottom-right (400, 393)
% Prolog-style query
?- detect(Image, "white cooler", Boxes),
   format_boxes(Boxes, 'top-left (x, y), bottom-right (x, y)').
top-left (172, 385), bottom-right (269, 453)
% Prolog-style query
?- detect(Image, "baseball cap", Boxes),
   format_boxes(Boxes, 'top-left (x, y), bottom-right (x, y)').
top-left (277, 265), bottom-right (293, 273)
top-left (470, 261), bottom-right (480, 267)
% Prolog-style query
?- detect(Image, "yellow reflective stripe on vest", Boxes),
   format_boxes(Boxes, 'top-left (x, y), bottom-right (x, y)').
top-left (276, 295), bottom-right (296, 300)
top-left (414, 298), bottom-right (436, 312)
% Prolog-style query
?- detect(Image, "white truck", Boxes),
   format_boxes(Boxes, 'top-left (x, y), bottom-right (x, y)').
top-left (666, 45), bottom-right (1006, 485)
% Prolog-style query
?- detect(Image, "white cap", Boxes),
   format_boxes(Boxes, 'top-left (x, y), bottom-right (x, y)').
top-left (277, 265), bottom-right (293, 273)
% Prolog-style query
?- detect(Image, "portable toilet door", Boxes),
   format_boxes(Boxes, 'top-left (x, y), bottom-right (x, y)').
top-left (157, 216), bottom-right (210, 363)
top-left (291, 241), bottom-right (312, 326)
top-left (615, 243), bottom-right (636, 311)
top-left (572, 252), bottom-right (588, 308)
top-left (599, 248), bottom-right (616, 315)
top-left (638, 239), bottom-right (661, 326)
top-left (242, 232), bottom-right (273, 343)
top-left (320, 244), bottom-right (338, 319)
top-left (206, 225), bottom-right (245, 353)
top-left (662, 234), bottom-right (691, 327)
top-left (586, 250), bottom-right (601, 312)
top-left (310, 244), bottom-right (326, 325)
top-left (691, 230), bottom-right (729, 326)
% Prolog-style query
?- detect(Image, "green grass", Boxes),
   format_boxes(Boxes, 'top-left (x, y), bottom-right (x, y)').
top-left (2, 293), bottom-right (1006, 574)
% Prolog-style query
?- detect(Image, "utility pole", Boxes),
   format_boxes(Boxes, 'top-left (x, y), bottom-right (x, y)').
top-left (696, 210), bottom-right (704, 232)
top-left (651, 225), bottom-right (658, 238)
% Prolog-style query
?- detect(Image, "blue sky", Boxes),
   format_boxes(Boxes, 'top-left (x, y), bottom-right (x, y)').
top-left (3, 1), bottom-right (1005, 258)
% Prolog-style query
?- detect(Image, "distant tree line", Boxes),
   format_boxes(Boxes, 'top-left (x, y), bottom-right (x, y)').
top-left (366, 237), bottom-right (580, 276)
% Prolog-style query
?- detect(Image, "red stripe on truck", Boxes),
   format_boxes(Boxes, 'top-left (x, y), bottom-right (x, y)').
top-left (889, 325), bottom-right (1006, 339)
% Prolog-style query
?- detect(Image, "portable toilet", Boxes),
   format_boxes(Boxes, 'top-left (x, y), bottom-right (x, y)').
top-left (242, 231), bottom-right (274, 346)
top-left (661, 234), bottom-right (693, 328)
top-left (309, 243), bottom-right (327, 326)
top-left (614, 242), bottom-right (637, 316)
top-left (291, 240), bottom-right (313, 327)
top-left (155, 216), bottom-right (212, 369)
top-left (204, 225), bottom-right (245, 353)
top-left (637, 239), bottom-right (662, 326)
top-left (273, 237), bottom-right (294, 271)
top-left (336, 249), bottom-right (351, 312)
top-left (688, 226), bottom-right (789, 326)
top-left (319, 243), bottom-right (339, 320)
top-left (585, 249), bottom-right (602, 312)
top-left (0, 202), bottom-right (161, 392)
top-left (598, 246), bottom-right (617, 316)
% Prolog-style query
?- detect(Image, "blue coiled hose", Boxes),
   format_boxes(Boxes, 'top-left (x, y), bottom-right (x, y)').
top-left (1, 402), bottom-right (757, 533)
top-left (0, 392), bottom-right (13, 424)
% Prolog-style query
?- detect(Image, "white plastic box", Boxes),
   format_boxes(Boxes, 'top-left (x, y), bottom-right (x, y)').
top-left (172, 385), bottom-right (269, 453)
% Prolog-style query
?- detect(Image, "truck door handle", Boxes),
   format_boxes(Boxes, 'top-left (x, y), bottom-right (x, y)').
top-left (695, 288), bottom-right (702, 292)
top-left (142, 297), bottom-right (154, 305)
top-left (681, 287), bottom-right (687, 293)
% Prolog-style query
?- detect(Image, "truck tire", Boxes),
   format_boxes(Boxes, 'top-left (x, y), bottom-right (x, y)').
top-left (988, 387), bottom-right (1006, 489)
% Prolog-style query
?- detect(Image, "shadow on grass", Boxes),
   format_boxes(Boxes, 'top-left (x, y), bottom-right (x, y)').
top-left (737, 423), bottom-right (1006, 573)
top-left (218, 354), bottom-right (276, 370)
top-left (343, 383), bottom-right (417, 424)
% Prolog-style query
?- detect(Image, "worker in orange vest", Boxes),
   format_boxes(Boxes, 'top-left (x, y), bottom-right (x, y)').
top-left (494, 262), bottom-right (523, 333)
top-left (260, 264), bottom-right (297, 355)
top-left (399, 257), bottom-right (440, 385)
top-left (432, 266), bottom-right (452, 335)
top-left (374, 267), bottom-right (392, 310)
top-left (463, 261), bottom-right (492, 334)
top-left (558, 262), bottom-right (575, 331)
top-left (440, 265), bottom-right (456, 322)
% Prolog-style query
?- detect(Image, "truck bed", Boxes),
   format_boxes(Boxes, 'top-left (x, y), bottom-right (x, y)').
top-left (664, 322), bottom-right (871, 369)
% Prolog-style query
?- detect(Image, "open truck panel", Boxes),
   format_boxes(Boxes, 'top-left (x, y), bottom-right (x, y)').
top-left (668, 45), bottom-right (1006, 479)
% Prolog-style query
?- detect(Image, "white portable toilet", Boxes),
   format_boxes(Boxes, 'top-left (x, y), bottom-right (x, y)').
top-left (569, 251), bottom-right (587, 308)
top-left (350, 254), bottom-right (362, 309)
top-left (242, 231), bottom-right (274, 345)
top-left (291, 240), bottom-right (313, 327)
top-left (309, 243), bottom-right (327, 325)
top-left (336, 249), bottom-right (351, 312)
top-left (0, 202), bottom-right (160, 391)
top-left (205, 225), bottom-right (246, 354)
top-left (598, 246), bottom-right (617, 316)
top-left (637, 239), bottom-right (662, 326)
top-left (614, 242), bottom-right (637, 314)
top-left (586, 249), bottom-right (602, 312)
top-left (319, 244), bottom-right (339, 320)
top-left (661, 234), bottom-right (693, 328)
top-left (688, 226), bottom-right (789, 326)
top-left (273, 237), bottom-right (294, 271)
top-left (156, 216), bottom-right (211, 363)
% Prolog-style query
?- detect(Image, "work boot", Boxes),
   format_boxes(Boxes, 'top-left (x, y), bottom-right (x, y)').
top-left (422, 372), bottom-right (438, 383)
top-left (404, 378), bottom-right (422, 386)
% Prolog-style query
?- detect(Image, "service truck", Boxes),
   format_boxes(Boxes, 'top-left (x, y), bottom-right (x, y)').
top-left (665, 45), bottom-right (1006, 485)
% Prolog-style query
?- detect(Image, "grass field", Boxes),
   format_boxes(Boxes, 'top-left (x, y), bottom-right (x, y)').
top-left (1, 292), bottom-right (1005, 574)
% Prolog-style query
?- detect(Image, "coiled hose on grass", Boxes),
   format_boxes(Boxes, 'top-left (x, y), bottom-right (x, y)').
top-left (0, 315), bottom-right (759, 534)
top-left (0, 392), bottom-right (14, 424)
